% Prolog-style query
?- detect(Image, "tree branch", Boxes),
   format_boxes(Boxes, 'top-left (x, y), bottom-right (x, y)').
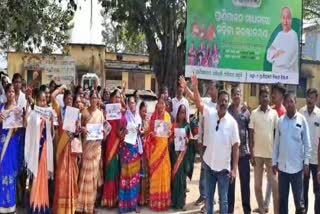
top-left (304, 8), bottom-right (320, 17)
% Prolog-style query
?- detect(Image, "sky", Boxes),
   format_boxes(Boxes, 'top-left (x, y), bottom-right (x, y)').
top-left (0, 0), bottom-right (105, 70)
top-left (70, 0), bottom-right (104, 45)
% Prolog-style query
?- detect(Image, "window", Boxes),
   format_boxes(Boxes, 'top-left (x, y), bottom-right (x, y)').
top-left (284, 78), bottom-right (307, 99)
top-left (286, 84), bottom-right (296, 94)
top-left (151, 78), bottom-right (156, 93)
top-left (27, 70), bottom-right (34, 84)
top-left (250, 84), bottom-right (257, 96)
top-left (297, 77), bottom-right (307, 98)
top-left (27, 70), bottom-right (42, 85)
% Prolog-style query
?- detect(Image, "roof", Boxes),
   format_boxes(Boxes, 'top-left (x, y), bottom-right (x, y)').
top-left (302, 59), bottom-right (320, 65)
top-left (67, 43), bottom-right (105, 48)
top-left (105, 51), bottom-right (149, 58)
top-left (303, 19), bottom-right (320, 30)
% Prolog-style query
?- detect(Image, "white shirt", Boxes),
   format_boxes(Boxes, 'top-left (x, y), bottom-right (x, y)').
top-left (267, 29), bottom-right (298, 73)
top-left (56, 94), bottom-right (64, 108)
top-left (199, 97), bottom-right (217, 143)
top-left (299, 106), bottom-right (320, 165)
top-left (172, 96), bottom-right (190, 121)
top-left (17, 91), bottom-right (27, 109)
top-left (203, 105), bottom-right (240, 171)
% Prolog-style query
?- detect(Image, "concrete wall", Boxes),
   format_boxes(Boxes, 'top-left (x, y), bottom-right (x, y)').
top-left (243, 62), bottom-right (320, 110)
top-left (7, 52), bottom-right (61, 84)
top-left (7, 47), bottom-right (155, 91)
top-left (65, 44), bottom-right (105, 85)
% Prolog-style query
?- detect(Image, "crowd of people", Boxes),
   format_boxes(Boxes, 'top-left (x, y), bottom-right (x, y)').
top-left (0, 71), bottom-right (319, 214)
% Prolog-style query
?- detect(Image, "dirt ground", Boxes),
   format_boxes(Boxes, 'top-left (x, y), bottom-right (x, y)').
top-left (96, 161), bottom-right (316, 214)
top-left (17, 161), bottom-right (316, 214)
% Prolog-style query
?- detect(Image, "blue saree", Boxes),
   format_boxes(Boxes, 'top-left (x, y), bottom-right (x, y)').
top-left (0, 103), bottom-right (24, 213)
top-left (0, 125), bottom-right (21, 213)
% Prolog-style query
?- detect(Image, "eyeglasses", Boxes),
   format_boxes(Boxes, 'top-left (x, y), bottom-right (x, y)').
top-left (216, 119), bottom-right (220, 131)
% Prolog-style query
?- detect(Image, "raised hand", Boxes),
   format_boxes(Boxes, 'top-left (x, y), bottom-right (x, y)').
top-left (191, 73), bottom-right (198, 88)
top-left (178, 76), bottom-right (188, 89)
top-left (122, 81), bottom-right (127, 90)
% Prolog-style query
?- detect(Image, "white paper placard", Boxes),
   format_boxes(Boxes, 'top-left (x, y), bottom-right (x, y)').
top-left (124, 123), bottom-right (138, 145)
top-left (3, 107), bottom-right (23, 129)
top-left (34, 106), bottom-right (52, 120)
top-left (86, 123), bottom-right (104, 141)
top-left (174, 128), bottom-right (186, 151)
top-left (154, 120), bottom-right (170, 137)
top-left (106, 103), bottom-right (122, 120)
top-left (62, 106), bottom-right (79, 133)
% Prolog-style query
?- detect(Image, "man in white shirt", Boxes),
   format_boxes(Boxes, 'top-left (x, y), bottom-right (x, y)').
top-left (179, 76), bottom-right (219, 209)
top-left (191, 73), bottom-right (239, 214)
top-left (299, 88), bottom-right (320, 213)
top-left (249, 86), bottom-right (279, 214)
top-left (12, 73), bottom-right (27, 109)
top-left (318, 142), bottom-right (320, 184)
top-left (273, 93), bottom-right (311, 214)
top-left (171, 82), bottom-right (190, 121)
top-left (267, 7), bottom-right (298, 74)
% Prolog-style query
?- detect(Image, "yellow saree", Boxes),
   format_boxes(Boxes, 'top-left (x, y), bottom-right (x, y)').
top-left (148, 111), bottom-right (171, 211)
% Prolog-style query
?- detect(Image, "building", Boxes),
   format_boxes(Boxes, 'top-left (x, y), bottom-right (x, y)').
top-left (7, 43), bottom-right (157, 93)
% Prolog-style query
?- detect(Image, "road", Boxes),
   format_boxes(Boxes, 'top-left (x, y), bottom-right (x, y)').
top-left (96, 161), bottom-right (316, 214)
top-left (17, 161), bottom-right (316, 214)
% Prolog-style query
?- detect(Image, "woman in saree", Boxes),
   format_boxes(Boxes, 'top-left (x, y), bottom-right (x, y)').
top-left (138, 102), bottom-right (149, 206)
top-left (147, 95), bottom-right (172, 211)
top-left (0, 84), bottom-right (25, 213)
top-left (101, 89), bottom-right (126, 208)
top-left (170, 104), bottom-right (196, 210)
top-left (118, 96), bottom-right (142, 213)
top-left (52, 86), bottom-right (79, 214)
top-left (76, 90), bottom-right (105, 214)
top-left (25, 90), bottom-right (54, 213)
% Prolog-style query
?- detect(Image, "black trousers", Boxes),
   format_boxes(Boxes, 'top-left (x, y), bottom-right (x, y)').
top-left (303, 164), bottom-right (320, 214)
top-left (228, 155), bottom-right (251, 214)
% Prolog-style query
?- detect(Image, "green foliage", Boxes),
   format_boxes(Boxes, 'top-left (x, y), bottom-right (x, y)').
top-left (304, 0), bottom-right (320, 19)
top-left (99, 0), bottom-right (187, 92)
top-left (101, 11), bottom-right (147, 54)
top-left (0, 0), bottom-right (74, 54)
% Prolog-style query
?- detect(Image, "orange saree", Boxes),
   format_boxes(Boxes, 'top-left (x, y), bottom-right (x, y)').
top-left (53, 101), bottom-right (79, 214)
top-left (147, 111), bottom-right (171, 211)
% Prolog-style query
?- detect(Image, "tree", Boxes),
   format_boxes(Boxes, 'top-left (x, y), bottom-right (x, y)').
top-left (100, 0), bottom-right (186, 93)
top-left (304, 0), bottom-right (320, 19)
top-left (101, 11), bottom-right (147, 54)
top-left (0, 0), bottom-right (74, 54)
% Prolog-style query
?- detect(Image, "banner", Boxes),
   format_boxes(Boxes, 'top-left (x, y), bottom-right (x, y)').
top-left (186, 0), bottom-right (302, 84)
top-left (43, 56), bottom-right (76, 85)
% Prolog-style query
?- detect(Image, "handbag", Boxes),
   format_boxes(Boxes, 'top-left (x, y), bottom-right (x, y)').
top-left (71, 137), bottom-right (82, 154)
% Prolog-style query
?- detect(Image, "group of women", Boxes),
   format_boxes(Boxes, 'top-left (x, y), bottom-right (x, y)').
top-left (0, 76), bottom-right (197, 214)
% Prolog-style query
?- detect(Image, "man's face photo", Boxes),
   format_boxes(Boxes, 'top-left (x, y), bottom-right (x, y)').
top-left (281, 7), bottom-right (292, 32)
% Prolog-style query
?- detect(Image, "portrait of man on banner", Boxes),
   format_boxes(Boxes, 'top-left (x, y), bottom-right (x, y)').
top-left (267, 7), bottom-right (299, 74)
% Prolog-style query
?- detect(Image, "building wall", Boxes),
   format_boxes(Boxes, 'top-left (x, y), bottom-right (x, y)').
top-left (303, 29), bottom-right (320, 61)
top-left (243, 63), bottom-right (320, 110)
top-left (7, 52), bottom-right (25, 78)
top-left (7, 47), bottom-right (155, 92)
top-left (7, 52), bottom-right (63, 84)
top-left (65, 44), bottom-right (105, 85)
